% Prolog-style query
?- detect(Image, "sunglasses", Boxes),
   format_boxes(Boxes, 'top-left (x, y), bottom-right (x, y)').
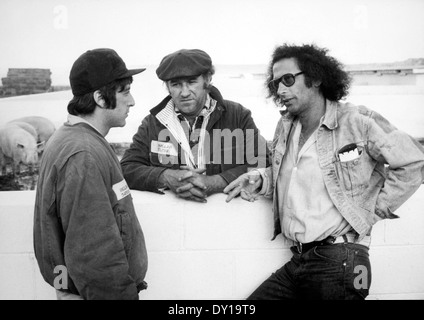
top-left (268, 71), bottom-right (304, 91)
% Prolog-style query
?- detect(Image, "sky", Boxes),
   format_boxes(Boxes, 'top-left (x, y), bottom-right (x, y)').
top-left (1, 0), bottom-right (424, 84)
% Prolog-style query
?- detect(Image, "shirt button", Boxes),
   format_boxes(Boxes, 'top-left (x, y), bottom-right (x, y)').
top-left (275, 159), bottom-right (280, 165)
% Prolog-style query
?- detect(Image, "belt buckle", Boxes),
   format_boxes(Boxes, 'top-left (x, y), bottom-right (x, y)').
top-left (326, 236), bottom-right (337, 244)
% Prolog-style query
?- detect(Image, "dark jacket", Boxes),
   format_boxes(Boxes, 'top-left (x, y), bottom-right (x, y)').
top-left (33, 122), bottom-right (148, 300)
top-left (121, 86), bottom-right (270, 193)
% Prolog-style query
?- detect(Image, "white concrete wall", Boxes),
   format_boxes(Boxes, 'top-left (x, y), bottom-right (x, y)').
top-left (1, 187), bottom-right (424, 300)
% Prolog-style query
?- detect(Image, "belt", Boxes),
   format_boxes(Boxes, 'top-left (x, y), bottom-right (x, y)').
top-left (292, 233), bottom-right (371, 254)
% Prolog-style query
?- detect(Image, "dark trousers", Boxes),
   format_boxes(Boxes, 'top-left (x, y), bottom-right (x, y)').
top-left (247, 243), bottom-right (371, 300)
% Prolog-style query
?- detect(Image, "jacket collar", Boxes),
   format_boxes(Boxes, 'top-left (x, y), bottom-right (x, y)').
top-left (321, 100), bottom-right (338, 130)
top-left (149, 85), bottom-right (225, 117)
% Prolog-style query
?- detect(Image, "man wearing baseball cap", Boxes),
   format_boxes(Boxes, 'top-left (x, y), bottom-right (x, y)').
top-left (121, 49), bottom-right (270, 202)
top-left (34, 48), bottom-right (148, 299)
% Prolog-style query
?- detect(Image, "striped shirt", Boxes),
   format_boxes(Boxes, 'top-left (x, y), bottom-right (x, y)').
top-left (155, 94), bottom-right (217, 169)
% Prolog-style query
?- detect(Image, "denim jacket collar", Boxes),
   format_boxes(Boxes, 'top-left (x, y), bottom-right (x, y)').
top-left (322, 100), bottom-right (338, 130)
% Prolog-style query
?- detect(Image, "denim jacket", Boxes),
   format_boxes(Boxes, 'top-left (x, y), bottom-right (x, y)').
top-left (260, 100), bottom-right (424, 240)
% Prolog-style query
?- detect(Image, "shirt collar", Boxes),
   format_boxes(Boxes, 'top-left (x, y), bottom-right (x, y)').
top-left (67, 114), bottom-right (103, 135)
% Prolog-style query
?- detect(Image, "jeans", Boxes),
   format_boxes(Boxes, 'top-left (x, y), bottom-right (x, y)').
top-left (247, 243), bottom-right (371, 300)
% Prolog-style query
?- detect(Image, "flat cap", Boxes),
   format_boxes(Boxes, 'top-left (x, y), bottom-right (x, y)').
top-left (156, 49), bottom-right (212, 81)
top-left (70, 48), bottom-right (145, 96)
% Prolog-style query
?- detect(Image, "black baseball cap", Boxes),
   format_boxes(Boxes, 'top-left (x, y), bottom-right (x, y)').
top-left (69, 48), bottom-right (145, 96)
top-left (156, 49), bottom-right (212, 81)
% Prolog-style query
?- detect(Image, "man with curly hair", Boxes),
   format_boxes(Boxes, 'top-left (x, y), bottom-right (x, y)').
top-left (224, 43), bottom-right (424, 299)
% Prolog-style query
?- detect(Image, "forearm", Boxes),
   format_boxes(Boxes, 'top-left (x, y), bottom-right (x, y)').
top-left (367, 111), bottom-right (424, 217)
top-left (218, 164), bottom-right (248, 185)
top-left (375, 161), bottom-right (424, 218)
top-left (121, 119), bottom-right (170, 192)
top-left (123, 161), bottom-right (168, 192)
top-left (205, 174), bottom-right (228, 195)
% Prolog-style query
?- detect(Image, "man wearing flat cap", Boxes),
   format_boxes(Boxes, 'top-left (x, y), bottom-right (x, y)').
top-left (34, 48), bottom-right (148, 300)
top-left (121, 49), bottom-right (269, 202)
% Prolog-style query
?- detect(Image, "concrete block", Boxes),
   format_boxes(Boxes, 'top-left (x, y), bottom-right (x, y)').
top-left (0, 254), bottom-right (36, 300)
top-left (0, 204), bottom-right (34, 253)
top-left (133, 191), bottom-right (185, 252)
top-left (183, 194), bottom-right (283, 250)
top-left (1, 188), bottom-right (424, 300)
top-left (0, 190), bottom-right (35, 206)
top-left (32, 254), bottom-right (56, 300)
top-left (369, 245), bottom-right (424, 295)
top-left (368, 219), bottom-right (386, 246)
top-left (139, 251), bottom-right (235, 300)
top-left (383, 187), bottom-right (424, 245)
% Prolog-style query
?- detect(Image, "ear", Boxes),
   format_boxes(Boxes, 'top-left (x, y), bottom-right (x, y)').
top-left (37, 141), bottom-right (46, 152)
top-left (93, 90), bottom-right (106, 108)
top-left (205, 73), bottom-right (212, 85)
top-left (312, 80), bottom-right (322, 88)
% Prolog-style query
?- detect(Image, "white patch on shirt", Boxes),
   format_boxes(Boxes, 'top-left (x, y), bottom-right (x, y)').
top-left (113, 179), bottom-right (131, 201)
top-left (151, 140), bottom-right (178, 156)
top-left (339, 148), bottom-right (360, 162)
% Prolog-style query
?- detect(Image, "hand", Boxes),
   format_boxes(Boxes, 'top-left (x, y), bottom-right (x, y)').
top-left (158, 169), bottom-right (208, 203)
top-left (223, 170), bottom-right (262, 203)
top-left (177, 166), bottom-right (228, 198)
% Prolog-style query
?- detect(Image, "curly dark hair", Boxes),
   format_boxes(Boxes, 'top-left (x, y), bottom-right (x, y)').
top-left (265, 43), bottom-right (351, 105)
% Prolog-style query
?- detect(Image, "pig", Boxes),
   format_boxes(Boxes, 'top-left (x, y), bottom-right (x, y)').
top-left (9, 116), bottom-right (56, 145)
top-left (9, 121), bottom-right (38, 141)
top-left (0, 123), bottom-right (44, 176)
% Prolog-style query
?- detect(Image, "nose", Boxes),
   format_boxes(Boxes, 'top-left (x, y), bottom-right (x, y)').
top-left (180, 83), bottom-right (190, 97)
top-left (277, 82), bottom-right (288, 95)
top-left (26, 150), bottom-right (38, 165)
top-left (128, 93), bottom-right (135, 107)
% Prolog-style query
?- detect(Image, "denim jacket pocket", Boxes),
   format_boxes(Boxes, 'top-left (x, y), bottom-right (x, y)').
top-left (335, 145), bottom-right (366, 198)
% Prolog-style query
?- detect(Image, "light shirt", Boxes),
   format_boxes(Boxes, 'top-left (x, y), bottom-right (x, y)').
top-left (155, 94), bottom-right (217, 170)
top-left (277, 119), bottom-right (351, 243)
top-left (67, 114), bottom-right (103, 135)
